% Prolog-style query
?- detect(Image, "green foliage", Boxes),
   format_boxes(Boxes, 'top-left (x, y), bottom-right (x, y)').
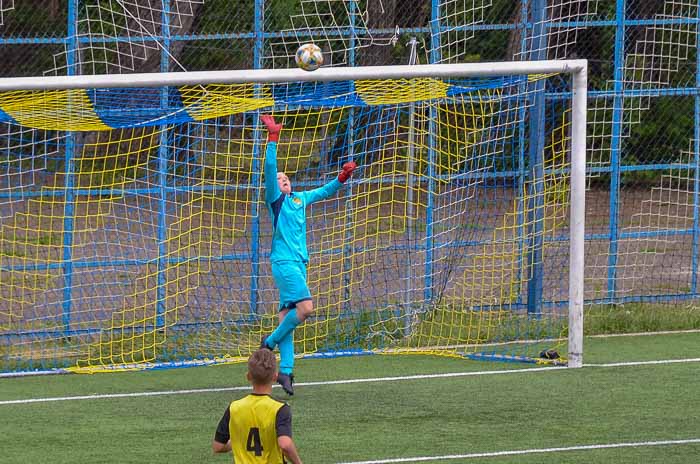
top-left (194, 0), bottom-right (254, 34)
top-left (11, 0), bottom-right (66, 36)
top-left (180, 39), bottom-right (253, 71)
top-left (625, 96), bottom-right (693, 166)
top-left (585, 303), bottom-right (700, 334)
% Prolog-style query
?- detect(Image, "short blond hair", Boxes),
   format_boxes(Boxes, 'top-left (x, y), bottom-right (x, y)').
top-left (248, 349), bottom-right (277, 385)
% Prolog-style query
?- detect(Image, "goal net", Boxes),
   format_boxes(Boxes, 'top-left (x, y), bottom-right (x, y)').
top-left (0, 62), bottom-right (585, 374)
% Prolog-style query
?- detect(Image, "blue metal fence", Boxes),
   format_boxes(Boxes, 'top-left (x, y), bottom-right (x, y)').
top-left (1, 0), bottom-right (698, 354)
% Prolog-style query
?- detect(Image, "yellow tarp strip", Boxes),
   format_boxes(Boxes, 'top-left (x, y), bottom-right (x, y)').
top-left (0, 89), bottom-right (111, 131)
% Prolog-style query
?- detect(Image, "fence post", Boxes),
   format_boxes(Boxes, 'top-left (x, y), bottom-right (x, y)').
top-left (61, 0), bottom-right (79, 336)
top-left (526, 0), bottom-right (547, 315)
top-left (250, 0), bottom-right (265, 316)
top-left (607, 0), bottom-right (626, 302)
top-left (155, 0), bottom-right (173, 329)
top-left (342, 1), bottom-right (358, 312)
top-left (692, 0), bottom-right (700, 295)
top-left (424, 0), bottom-right (442, 303)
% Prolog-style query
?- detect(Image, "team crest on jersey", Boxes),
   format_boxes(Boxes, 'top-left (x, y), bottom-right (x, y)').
top-left (292, 196), bottom-right (302, 206)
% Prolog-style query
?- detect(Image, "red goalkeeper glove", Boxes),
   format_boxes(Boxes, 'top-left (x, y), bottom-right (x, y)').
top-left (338, 161), bottom-right (357, 183)
top-left (260, 115), bottom-right (282, 143)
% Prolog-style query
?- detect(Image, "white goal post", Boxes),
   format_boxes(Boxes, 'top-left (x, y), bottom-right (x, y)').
top-left (0, 60), bottom-right (586, 372)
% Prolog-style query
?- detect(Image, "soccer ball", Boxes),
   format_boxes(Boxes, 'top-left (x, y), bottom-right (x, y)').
top-left (295, 43), bottom-right (323, 72)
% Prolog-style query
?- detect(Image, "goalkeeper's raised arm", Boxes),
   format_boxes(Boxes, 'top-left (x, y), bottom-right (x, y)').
top-left (261, 114), bottom-right (283, 205)
top-left (258, 114), bottom-right (357, 396)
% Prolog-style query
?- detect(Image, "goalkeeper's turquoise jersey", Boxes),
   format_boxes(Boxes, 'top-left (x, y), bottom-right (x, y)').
top-left (264, 142), bottom-right (342, 264)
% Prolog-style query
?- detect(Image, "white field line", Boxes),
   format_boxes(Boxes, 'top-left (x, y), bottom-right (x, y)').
top-left (588, 329), bottom-right (700, 338)
top-left (2, 357), bottom-right (700, 406)
top-left (334, 439), bottom-right (700, 464)
top-left (0, 366), bottom-right (560, 405)
top-left (584, 358), bottom-right (700, 367)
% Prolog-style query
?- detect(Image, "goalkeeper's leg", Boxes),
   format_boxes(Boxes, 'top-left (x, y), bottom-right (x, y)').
top-left (275, 302), bottom-right (314, 395)
top-left (278, 329), bottom-right (295, 374)
top-left (265, 307), bottom-right (302, 349)
top-left (264, 262), bottom-right (312, 350)
top-left (264, 299), bottom-right (313, 349)
top-left (272, 310), bottom-right (297, 395)
top-left (276, 301), bottom-right (313, 375)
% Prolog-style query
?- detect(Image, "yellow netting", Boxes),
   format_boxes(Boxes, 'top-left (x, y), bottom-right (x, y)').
top-left (0, 75), bottom-right (573, 372)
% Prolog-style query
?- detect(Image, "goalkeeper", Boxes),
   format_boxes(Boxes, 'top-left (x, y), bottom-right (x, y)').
top-left (259, 115), bottom-right (357, 395)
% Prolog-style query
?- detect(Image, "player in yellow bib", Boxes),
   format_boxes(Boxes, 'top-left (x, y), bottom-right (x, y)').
top-left (212, 349), bottom-right (302, 464)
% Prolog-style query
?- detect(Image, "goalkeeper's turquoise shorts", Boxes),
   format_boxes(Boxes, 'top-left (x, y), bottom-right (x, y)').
top-left (271, 260), bottom-right (312, 310)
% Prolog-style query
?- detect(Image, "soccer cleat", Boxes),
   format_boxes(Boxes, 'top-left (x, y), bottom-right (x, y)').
top-left (277, 373), bottom-right (294, 395)
top-left (539, 349), bottom-right (560, 360)
top-left (260, 335), bottom-right (273, 351)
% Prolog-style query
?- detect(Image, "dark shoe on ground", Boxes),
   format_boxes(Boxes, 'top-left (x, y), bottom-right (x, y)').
top-left (277, 373), bottom-right (294, 395)
top-left (260, 335), bottom-right (273, 351)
